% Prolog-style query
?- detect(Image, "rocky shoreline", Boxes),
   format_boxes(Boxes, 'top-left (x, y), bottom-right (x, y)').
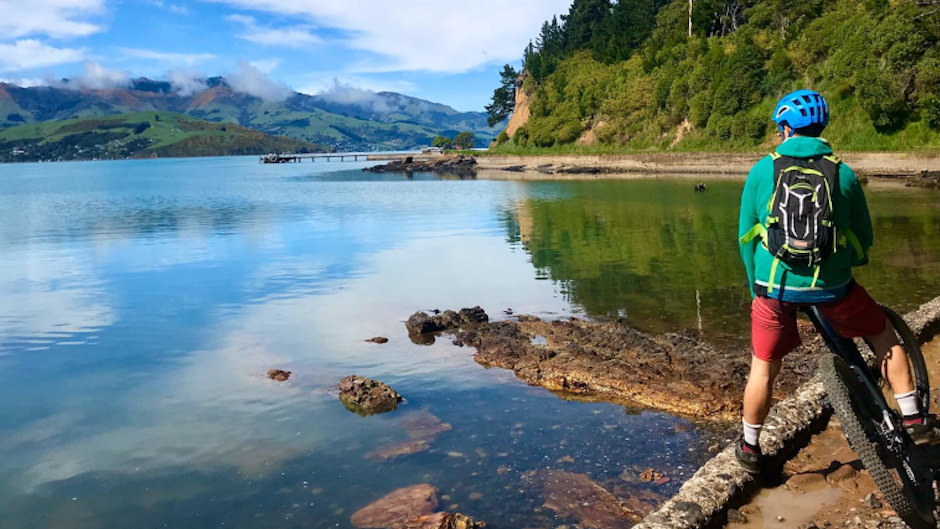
top-left (406, 307), bottom-right (819, 422)
top-left (363, 155), bottom-right (477, 175)
top-left (365, 153), bottom-right (940, 184)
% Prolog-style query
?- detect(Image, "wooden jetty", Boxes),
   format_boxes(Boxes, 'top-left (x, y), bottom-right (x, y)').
top-left (260, 152), bottom-right (401, 164)
top-left (258, 152), bottom-right (441, 163)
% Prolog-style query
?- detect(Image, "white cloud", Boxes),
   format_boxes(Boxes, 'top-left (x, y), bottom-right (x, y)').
top-left (226, 13), bottom-right (321, 49)
top-left (0, 40), bottom-right (85, 72)
top-left (0, 0), bottom-right (105, 39)
top-left (68, 61), bottom-right (130, 90)
top-left (145, 0), bottom-right (189, 14)
top-left (248, 58), bottom-right (282, 74)
top-left (226, 59), bottom-right (291, 101)
top-left (318, 80), bottom-right (391, 112)
top-left (210, 0), bottom-right (570, 73)
top-left (0, 77), bottom-right (47, 87)
top-left (121, 48), bottom-right (215, 67)
top-left (296, 75), bottom-right (416, 97)
top-left (167, 68), bottom-right (208, 96)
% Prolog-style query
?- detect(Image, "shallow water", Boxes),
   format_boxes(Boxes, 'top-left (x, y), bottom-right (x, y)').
top-left (0, 157), bottom-right (937, 528)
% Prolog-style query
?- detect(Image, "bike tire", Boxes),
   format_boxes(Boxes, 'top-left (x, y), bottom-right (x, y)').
top-left (881, 305), bottom-right (931, 414)
top-left (820, 353), bottom-right (937, 529)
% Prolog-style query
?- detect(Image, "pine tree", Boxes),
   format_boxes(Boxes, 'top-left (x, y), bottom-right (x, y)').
top-left (485, 64), bottom-right (519, 127)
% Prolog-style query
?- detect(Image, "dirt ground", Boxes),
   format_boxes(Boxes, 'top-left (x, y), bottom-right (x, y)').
top-left (724, 338), bottom-right (940, 529)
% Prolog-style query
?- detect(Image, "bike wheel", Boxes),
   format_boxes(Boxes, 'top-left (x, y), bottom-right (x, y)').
top-left (820, 353), bottom-right (936, 529)
top-left (876, 305), bottom-right (931, 415)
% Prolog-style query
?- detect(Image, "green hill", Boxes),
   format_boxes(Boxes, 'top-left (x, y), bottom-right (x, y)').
top-left (490, 0), bottom-right (940, 153)
top-left (0, 111), bottom-right (330, 162)
top-left (0, 80), bottom-right (497, 152)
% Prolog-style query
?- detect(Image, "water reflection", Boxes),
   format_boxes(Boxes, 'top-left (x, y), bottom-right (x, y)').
top-left (504, 180), bottom-right (750, 341)
top-left (504, 179), bottom-right (940, 343)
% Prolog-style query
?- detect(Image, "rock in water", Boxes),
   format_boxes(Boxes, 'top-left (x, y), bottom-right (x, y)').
top-left (266, 369), bottom-right (291, 381)
top-left (365, 336), bottom-right (389, 344)
top-left (338, 375), bottom-right (403, 415)
top-left (406, 306), bottom-right (489, 344)
top-left (363, 155), bottom-right (477, 175)
top-left (364, 410), bottom-right (452, 460)
top-left (403, 512), bottom-right (486, 529)
top-left (539, 470), bottom-right (639, 527)
top-left (350, 484), bottom-right (439, 528)
top-left (442, 314), bottom-right (815, 421)
top-left (407, 312), bottom-right (447, 335)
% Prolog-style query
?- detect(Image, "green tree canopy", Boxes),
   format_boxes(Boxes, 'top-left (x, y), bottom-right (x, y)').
top-left (454, 131), bottom-right (477, 149)
top-left (496, 0), bottom-right (940, 151)
top-left (431, 135), bottom-right (453, 149)
top-left (485, 64), bottom-right (518, 127)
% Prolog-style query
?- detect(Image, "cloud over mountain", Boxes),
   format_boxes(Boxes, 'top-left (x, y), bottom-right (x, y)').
top-left (68, 61), bottom-right (130, 90)
top-left (226, 60), bottom-right (291, 101)
top-left (316, 79), bottom-right (393, 113)
top-left (168, 68), bottom-right (208, 96)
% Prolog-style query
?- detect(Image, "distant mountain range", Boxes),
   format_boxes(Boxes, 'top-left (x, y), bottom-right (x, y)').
top-left (0, 78), bottom-right (497, 152)
top-left (0, 111), bottom-right (328, 163)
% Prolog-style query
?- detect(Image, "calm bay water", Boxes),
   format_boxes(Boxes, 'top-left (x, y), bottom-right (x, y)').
top-left (0, 156), bottom-right (937, 528)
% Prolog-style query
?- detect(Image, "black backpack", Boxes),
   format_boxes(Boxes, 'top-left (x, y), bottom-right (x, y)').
top-left (741, 152), bottom-right (841, 294)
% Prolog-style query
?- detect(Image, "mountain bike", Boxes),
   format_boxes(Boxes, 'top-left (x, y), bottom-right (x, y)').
top-left (807, 305), bottom-right (937, 529)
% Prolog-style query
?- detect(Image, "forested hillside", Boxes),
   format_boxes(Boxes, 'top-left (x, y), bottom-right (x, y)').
top-left (489, 0), bottom-right (940, 151)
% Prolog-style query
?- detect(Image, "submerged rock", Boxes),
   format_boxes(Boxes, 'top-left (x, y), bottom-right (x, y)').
top-left (338, 375), bottom-right (403, 415)
top-left (365, 440), bottom-right (431, 460)
top-left (403, 512), bottom-right (486, 529)
top-left (639, 468), bottom-right (665, 483)
top-left (351, 484), bottom-right (439, 529)
top-left (442, 313), bottom-right (815, 421)
top-left (908, 170), bottom-right (940, 188)
top-left (365, 410), bottom-right (452, 460)
top-left (539, 470), bottom-right (640, 527)
top-left (266, 369), bottom-right (291, 381)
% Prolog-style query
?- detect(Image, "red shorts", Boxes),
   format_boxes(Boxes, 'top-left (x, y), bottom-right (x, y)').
top-left (751, 283), bottom-right (887, 361)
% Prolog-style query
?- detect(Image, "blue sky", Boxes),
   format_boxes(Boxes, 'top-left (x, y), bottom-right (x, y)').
top-left (0, 0), bottom-right (572, 112)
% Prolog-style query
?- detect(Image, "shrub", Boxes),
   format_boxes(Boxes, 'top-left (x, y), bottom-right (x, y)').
top-left (920, 94), bottom-right (940, 129)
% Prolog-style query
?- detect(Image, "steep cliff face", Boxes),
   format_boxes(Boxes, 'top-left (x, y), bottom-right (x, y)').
top-left (505, 74), bottom-right (530, 138)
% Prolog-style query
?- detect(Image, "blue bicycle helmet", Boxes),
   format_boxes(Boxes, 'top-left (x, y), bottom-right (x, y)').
top-left (772, 89), bottom-right (829, 133)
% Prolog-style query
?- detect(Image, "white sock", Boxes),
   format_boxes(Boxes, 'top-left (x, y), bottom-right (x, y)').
top-left (743, 419), bottom-right (762, 446)
top-left (895, 391), bottom-right (920, 417)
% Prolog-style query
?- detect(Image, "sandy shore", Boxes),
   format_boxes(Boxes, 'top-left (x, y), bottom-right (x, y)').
top-left (471, 152), bottom-right (940, 181)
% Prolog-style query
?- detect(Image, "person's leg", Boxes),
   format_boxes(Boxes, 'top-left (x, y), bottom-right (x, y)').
top-left (865, 318), bottom-right (914, 397)
top-left (822, 283), bottom-right (940, 445)
top-left (743, 355), bottom-right (784, 426)
top-left (737, 296), bottom-right (799, 472)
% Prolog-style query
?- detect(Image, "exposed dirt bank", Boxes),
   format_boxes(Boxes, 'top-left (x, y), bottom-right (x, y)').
top-left (723, 337), bottom-right (940, 529)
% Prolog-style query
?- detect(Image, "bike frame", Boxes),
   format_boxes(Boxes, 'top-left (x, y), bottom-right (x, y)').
top-left (804, 306), bottom-right (916, 469)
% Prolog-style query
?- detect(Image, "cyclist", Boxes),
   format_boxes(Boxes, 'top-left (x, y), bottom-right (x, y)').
top-left (735, 89), bottom-right (940, 473)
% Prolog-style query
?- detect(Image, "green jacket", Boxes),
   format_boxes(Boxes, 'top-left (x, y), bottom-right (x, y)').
top-left (738, 136), bottom-right (873, 301)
